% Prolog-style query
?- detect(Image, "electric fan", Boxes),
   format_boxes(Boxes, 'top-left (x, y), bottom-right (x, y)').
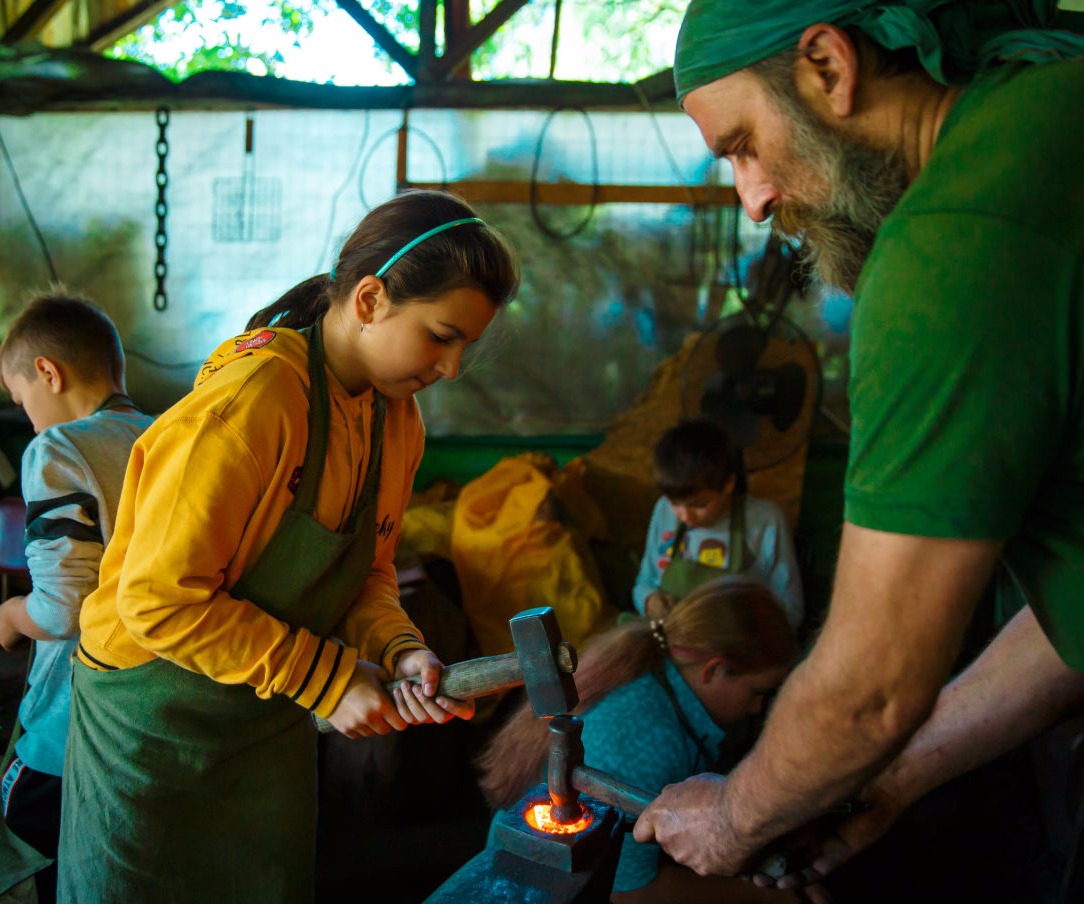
top-left (680, 234), bottom-right (823, 475)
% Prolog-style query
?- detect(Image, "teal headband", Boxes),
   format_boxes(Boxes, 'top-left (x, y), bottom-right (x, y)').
top-left (375, 217), bottom-right (485, 279)
top-left (674, 0), bottom-right (1084, 100)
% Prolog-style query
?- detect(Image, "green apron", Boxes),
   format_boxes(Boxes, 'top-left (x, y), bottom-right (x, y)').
top-left (58, 322), bottom-right (386, 904)
top-left (0, 394), bottom-right (143, 897)
top-left (658, 494), bottom-right (747, 600)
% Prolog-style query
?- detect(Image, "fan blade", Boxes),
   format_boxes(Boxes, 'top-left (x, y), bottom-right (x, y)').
top-left (700, 362), bottom-right (807, 447)
top-left (766, 363), bottom-right (807, 433)
top-left (713, 324), bottom-right (766, 377)
top-left (700, 373), bottom-right (762, 448)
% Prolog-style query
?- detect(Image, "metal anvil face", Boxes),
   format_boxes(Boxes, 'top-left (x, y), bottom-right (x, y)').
top-left (423, 784), bottom-right (627, 903)
top-left (492, 786), bottom-right (621, 873)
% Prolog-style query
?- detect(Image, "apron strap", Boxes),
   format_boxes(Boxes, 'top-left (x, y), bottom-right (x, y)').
top-left (93, 392), bottom-right (141, 415)
top-left (670, 520), bottom-right (690, 558)
top-left (293, 322), bottom-right (331, 514)
top-left (727, 493), bottom-right (746, 574)
top-left (344, 395), bottom-right (385, 533)
top-left (665, 494), bottom-right (746, 576)
top-left (296, 319), bottom-right (386, 529)
top-left (650, 662), bottom-right (718, 773)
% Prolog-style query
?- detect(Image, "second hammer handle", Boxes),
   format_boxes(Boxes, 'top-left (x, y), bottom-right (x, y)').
top-left (314, 649), bottom-right (555, 734)
top-left (571, 764), bottom-right (655, 817)
top-left (385, 652), bottom-right (522, 699)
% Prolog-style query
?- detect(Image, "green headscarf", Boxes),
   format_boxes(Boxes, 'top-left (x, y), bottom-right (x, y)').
top-left (674, 0), bottom-right (1084, 100)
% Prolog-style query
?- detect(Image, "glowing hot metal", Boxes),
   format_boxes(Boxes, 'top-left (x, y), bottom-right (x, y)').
top-left (526, 802), bottom-right (593, 835)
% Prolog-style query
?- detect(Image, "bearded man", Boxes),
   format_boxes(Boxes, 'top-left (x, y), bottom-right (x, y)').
top-left (633, 1), bottom-right (1084, 898)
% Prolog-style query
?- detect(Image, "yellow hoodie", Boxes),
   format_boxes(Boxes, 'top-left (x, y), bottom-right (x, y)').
top-left (78, 327), bottom-right (427, 719)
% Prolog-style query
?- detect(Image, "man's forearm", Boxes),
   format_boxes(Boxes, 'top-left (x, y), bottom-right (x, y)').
top-left (718, 526), bottom-right (1002, 855)
top-left (883, 605), bottom-right (1084, 807)
top-left (717, 629), bottom-right (930, 854)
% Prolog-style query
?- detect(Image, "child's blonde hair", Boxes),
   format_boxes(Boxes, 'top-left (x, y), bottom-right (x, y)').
top-left (0, 288), bottom-right (125, 392)
top-left (475, 576), bottom-right (797, 809)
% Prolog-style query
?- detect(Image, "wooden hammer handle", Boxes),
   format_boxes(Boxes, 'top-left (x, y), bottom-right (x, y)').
top-left (386, 651), bottom-right (523, 699)
top-left (571, 763), bottom-right (655, 817)
top-left (314, 645), bottom-right (575, 734)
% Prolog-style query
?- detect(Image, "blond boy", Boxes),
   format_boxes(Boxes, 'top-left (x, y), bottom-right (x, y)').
top-left (0, 290), bottom-right (152, 902)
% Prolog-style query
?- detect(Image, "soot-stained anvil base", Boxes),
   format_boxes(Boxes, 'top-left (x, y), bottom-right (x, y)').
top-left (424, 788), bottom-right (625, 904)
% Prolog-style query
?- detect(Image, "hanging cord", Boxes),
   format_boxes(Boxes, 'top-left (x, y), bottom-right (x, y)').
top-left (690, 204), bottom-right (724, 290)
top-left (632, 81), bottom-right (725, 292)
top-left (153, 107), bottom-right (170, 312)
top-left (730, 202), bottom-right (745, 297)
top-left (356, 123), bottom-right (447, 210)
top-left (529, 106), bottom-right (599, 240)
top-left (630, 81), bottom-right (697, 209)
top-left (744, 233), bottom-right (804, 334)
top-left (548, 0), bottom-right (562, 79)
top-left (0, 126), bottom-right (58, 283)
top-left (316, 111), bottom-right (371, 271)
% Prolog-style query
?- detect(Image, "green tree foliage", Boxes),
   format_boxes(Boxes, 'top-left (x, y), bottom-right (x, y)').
top-left (106, 0), bottom-right (678, 85)
top-left (107, 0), bottom-right (312, 80)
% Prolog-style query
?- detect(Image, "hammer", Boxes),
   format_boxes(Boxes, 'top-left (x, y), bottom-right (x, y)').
top-left (546, 714), bottom-right (833, 882)
top-left (316, 605), bottom-right (578, 732)
top-left (547, 714), bottom-right (654, 822)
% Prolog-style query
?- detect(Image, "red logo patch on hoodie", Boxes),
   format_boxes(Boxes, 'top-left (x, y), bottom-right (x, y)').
top-left (235, 329), bottom-right (276, 353)
top-left (287, 466), bottom-right (303, 495)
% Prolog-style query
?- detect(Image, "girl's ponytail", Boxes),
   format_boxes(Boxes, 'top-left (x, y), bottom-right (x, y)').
top-left (474, 577), bottom-right (797, 810)
top-left (246, 274), bottom-right (332, 331)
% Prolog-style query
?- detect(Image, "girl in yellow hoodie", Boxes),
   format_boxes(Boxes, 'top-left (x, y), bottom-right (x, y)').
top-left (58, 189), bottom-right (520, 902)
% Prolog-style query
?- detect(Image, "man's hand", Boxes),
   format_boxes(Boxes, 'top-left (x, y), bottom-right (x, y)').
top-left (633, 773), bottom-right (755, 876)
top-left (750, 786), bottom-right (903, 893)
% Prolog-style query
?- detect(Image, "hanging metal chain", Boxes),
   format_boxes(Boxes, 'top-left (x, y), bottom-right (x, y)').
top-left (153, 107), bottom-right (170, 312)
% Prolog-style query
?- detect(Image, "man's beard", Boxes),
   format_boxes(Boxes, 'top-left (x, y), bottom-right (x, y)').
top-left (752, 61), bottom-right (911, 294)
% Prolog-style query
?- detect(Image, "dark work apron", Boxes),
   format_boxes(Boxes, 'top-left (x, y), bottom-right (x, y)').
top-left (659, 494), bottom-right (747, 600)
top-left (58, 322), bottom-right (386, 904)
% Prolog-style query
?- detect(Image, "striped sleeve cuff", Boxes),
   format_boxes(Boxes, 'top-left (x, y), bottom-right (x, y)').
top-left (380, 634), bottom-right (428, 678)
top-left (284, 631), bottom-right (358, 719)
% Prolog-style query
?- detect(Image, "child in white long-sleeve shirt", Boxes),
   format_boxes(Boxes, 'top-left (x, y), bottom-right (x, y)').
top-left (632, 416), bottom-right (804, 633)
top-left (0, 290), bottom-right (153, 903)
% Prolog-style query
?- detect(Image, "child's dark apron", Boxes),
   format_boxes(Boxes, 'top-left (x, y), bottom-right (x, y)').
top-left (59, 322), bottom-right (385, 903)
top-left (658, 495), bottom-right (746, 600)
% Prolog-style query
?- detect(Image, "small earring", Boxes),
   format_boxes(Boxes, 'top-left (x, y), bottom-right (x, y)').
top-left (360, 324), bottom-right (365, 333)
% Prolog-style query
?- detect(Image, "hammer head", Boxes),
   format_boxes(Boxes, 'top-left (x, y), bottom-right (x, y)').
top-left (509, 606), bottom-right (579, 717)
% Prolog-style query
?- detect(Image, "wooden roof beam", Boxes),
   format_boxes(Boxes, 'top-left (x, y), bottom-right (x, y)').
top-left (334, 0), bottom-right (417, 79)
top-left (418, 0), bottom-right (435, 73)
top-left (2, 0), bottom-right (67, 43)
top-left (401, 179), bottom-right (736, 207)
top-left (77, 0), bottom-right (178, 52)
top-left (427, 0), bottom-right (530, 82)
top-left (444, 0), bottom-right (471, 79)
top-left (635, 68), bottom-right (677, 105)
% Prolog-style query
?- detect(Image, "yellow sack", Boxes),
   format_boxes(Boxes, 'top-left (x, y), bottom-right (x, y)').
top-left (401, 499), bottom-right (456, 562)
top-left (450, 455), bottom-right (616, 658)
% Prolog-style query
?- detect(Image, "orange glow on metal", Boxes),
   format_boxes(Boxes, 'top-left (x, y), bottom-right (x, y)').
top-left (525, 802), bottom-right (592, 835)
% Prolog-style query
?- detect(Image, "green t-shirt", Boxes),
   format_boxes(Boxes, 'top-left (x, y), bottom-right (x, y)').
top-left (845, 61), bottom-right (1084, 667)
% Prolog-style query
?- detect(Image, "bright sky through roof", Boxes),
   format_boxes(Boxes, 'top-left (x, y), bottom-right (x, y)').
top-left (124, 0), bottom-right (682, 86)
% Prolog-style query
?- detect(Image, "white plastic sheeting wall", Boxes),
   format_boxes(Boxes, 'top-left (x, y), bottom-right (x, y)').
top-left (0, 106), bottom-right (847, 435)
